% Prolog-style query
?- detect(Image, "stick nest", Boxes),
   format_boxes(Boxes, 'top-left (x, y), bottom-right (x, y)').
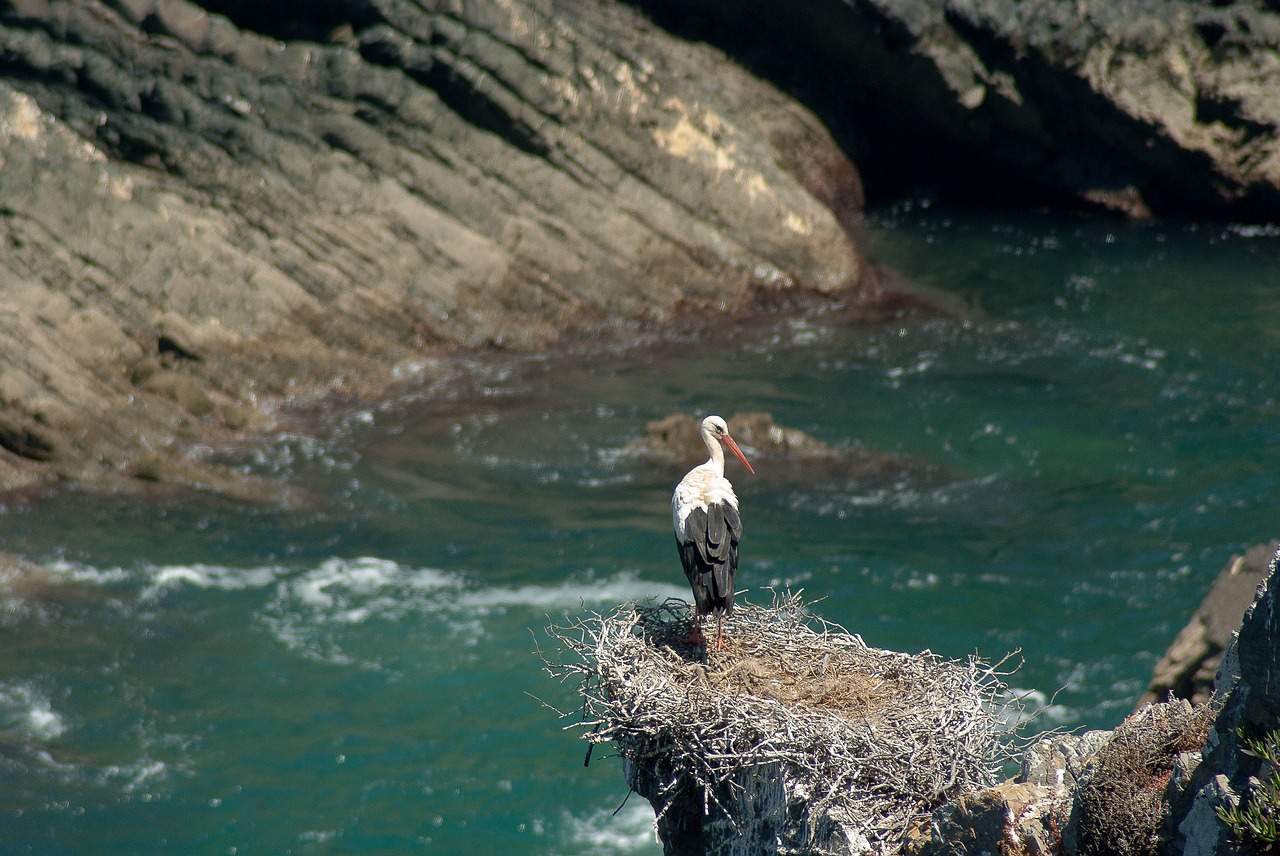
top-left (541, 594), bottom-right (1016, 854)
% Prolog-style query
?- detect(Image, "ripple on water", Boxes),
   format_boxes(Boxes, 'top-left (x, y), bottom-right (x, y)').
top-left (87, 557), bottom-right (691, 669)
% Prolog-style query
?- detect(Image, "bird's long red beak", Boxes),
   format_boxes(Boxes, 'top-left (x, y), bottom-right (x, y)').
top-left (723, 434), bottom-right (755, 475)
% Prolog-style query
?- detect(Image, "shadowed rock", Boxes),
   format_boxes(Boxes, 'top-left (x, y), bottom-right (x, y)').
top-left (629, 0), bottom-right (1280, 218)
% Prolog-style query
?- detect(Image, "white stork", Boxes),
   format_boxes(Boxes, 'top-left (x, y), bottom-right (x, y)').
top-left (672, 415), bottom-right (755, 649)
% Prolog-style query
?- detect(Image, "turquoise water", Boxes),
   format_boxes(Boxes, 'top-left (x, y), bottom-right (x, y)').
top-left (2, 208), bottom-right (1279, 854)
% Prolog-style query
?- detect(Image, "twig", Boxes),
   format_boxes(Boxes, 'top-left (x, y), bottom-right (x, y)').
top-left (538, 592), bottom-right (1016, 854)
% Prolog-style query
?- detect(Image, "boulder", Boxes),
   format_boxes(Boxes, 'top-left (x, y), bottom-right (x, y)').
top-left (1019, 730), bottom-right (1113, 793)
top-left (902, 781), bottom-right (1066, 856)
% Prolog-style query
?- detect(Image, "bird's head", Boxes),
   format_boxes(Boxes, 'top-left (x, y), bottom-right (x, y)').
top-left (702, 415), bottom-right (755, 475)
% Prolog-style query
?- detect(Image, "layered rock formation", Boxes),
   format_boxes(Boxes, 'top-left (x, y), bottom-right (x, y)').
top-left (0, 0), bottom-right (872, 493)
top-left (631, 0), bottom-right (1280, 217)
top-left (5, 0), bottom-right (1280, 495)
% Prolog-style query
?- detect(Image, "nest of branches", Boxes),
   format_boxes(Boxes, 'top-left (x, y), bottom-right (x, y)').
top-left (541, 594), bottom-right (1016, 854)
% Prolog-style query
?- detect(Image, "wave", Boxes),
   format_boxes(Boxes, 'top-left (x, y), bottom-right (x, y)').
top-left (556, 801), bottom-right (658, 854)
top-left (16, 556), bottom-right (688, 669)
top-left (96, 759), bottom-right (171, 794)
top-left (0, 678), bottom-right (174, 806)
top-left (0, 680), bottom-right (66, 741)
top-left (461, 577), bottom-right (688, 612)
top-left (260, 557), bottom-right (686, 616)
top-left (31, 556), bottom-right (684, 612)
top-left (258, 558), bottom-right (687, 666)
top-left (142, 563), bottom-right (286, 599)
top-left (999, 686), bottom-right (1083, 731)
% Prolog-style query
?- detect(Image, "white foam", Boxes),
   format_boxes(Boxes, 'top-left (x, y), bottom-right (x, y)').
top-left (459, 575), bottom-right (687, 612)
top-left (271, 558), bottom-right (683, 620)
top-left (29, 555), bottom-right (688, 669)
top-left (562, 801), bottom-right (659, 853)
top-left (289, 557), bottom-right (453, 612)
top-left (42, 559), bottom-right (131, 586)
top-left (260, 557), bottom-right (684, 667)
top-left (142, 563), bottom-right (284, 599)
top-left (0, 681), bottom-right (66, 741)
top-left (998, 687), bottom-right (1075, 729)
top-left (100, 759), bottom-right (169, 793)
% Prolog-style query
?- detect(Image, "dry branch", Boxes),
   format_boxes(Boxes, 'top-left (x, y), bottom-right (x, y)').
top-left (541, 593), bottom-right (1018, 855)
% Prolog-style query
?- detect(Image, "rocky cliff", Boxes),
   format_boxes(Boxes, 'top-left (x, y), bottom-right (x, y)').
top-left (631, 0), bottom-right (1280, 218)
top-left (4, 0), bottom-right (1279, 496)
top-left (0, 0), bottom-right (871, 494)
top-left (1140, 542), bottom-right (1278, 709)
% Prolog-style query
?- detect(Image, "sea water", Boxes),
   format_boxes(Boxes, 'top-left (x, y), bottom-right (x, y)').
top-left (1, 206), bottom-right (1278, 854)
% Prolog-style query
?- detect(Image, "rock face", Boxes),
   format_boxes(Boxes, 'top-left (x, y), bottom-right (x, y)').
top-left (1139, 542), bottom-right (1277, 708)
top-left (631, 0), bottom-right (1280, 217)
top-left (903, 780), bottom-right (1064, 856)
top-left (903, 548), bottom-right (1280, 856)
top-left (1166, 546), bottom-right (1280, 855)
top-left (7, 0), bottom-right (1280, 493)
top-left (0, 0), bottom-right (871, 493)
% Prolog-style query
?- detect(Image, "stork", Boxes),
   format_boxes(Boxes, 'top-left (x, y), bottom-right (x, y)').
top-left (672, 415), bottom-right (754, 649)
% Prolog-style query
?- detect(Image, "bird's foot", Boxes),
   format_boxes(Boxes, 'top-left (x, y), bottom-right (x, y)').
top-left (675, 630), bottom-right (708, 646)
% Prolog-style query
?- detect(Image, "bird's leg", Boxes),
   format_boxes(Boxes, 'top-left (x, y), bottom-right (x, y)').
top-left (677, 606), bottom-right (708, 646)
top-left (713, 613), bottom-right (728, 650)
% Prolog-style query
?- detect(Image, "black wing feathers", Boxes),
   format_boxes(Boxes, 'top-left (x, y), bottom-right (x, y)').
top-left (678, 501), bottom-right (741, 615)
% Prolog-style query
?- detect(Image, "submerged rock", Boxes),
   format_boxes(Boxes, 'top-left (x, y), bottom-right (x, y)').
top-left (632, 412), bottom-right (950, 489)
